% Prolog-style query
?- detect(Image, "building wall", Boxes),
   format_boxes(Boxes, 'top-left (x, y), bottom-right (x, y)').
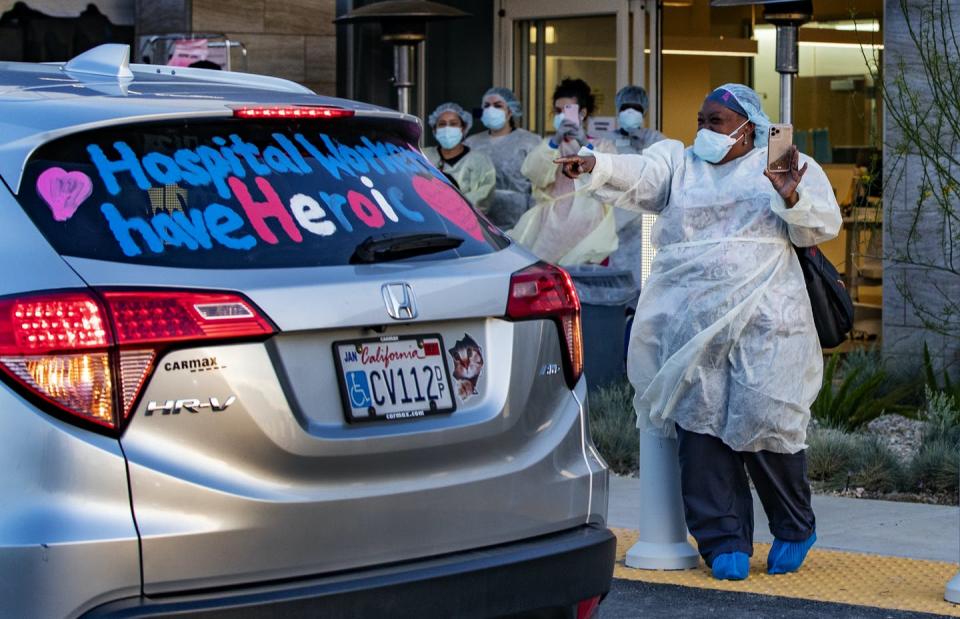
top-left (0, 0), bottom-right (132, 24)
top-left (135, 0), bottom-right (336, 95)
top-left (338, 0), bottom-right (492, 136)
top-left (424, 0), bottom-right (493, 132)
top-left (194, 0), bottom-right (336, 95)
top-left (883, 0), bottom-right (960, 378)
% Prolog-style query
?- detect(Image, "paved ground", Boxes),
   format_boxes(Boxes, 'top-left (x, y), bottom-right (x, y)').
top-left (605, 475), bottom-right (960, 617)
top-left (608, 475), bottom-right (960, 562)
top-left (603, 580), bottom-right (949, 618)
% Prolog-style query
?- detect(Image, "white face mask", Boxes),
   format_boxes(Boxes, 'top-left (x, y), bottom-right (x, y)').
top-left (618, 108), bottom-right (644, 131)
top-left (435, 126), bottom-right (463, 150)
top-left (553, 113), bottom-right (567, 131)
top-left (692, 119), bottom-right (749, 163)
top-left (481, 107), bottom-right (507, 130)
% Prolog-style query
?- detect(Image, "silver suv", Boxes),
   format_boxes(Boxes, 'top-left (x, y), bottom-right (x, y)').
top-left (0, 45), bottom-right (613, 618)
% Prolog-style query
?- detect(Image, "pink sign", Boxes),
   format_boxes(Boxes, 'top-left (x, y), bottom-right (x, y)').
top-left (168, 39), bottom-right (211, 67)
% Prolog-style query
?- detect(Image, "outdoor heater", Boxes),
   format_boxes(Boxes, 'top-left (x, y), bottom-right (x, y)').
top-left (711, 0), bottom-right (814, 123)
top-left (335, 0), bottom-right (469, 116)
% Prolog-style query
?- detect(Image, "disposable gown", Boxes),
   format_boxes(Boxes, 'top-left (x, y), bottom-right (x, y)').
top-left (598, 127), bottom-right (667, 296)
top-left (512, 137), bottom-right (619, 266)
top-left (578, 140), bottom-right (842, 453)
top-left (423, 146), bottom-right (496, 208)
top-left (600, 127), bottom-right (667, 156)
top-left (464, 128), bottom-right (541, 228)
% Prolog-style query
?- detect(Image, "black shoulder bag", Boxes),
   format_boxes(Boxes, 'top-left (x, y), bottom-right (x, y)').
top-left (794, 245), bottom-right (855, 349)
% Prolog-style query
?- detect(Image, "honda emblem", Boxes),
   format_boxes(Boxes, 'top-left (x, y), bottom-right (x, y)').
top-left (381, 282), bottom-right (418, 320)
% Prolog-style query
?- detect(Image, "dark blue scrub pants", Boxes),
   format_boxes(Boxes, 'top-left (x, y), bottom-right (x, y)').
top-left (675, 425), bottom-right (816, 566)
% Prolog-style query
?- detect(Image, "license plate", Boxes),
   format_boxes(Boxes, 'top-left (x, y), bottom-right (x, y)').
top-left (333, 334), bottom-right (456, 422)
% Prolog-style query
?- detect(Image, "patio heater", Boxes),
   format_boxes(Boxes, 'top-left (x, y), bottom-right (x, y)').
top-left (711, 0), bottom-right (813, 123)
top-left (334, 0), bottom-right (469, 116)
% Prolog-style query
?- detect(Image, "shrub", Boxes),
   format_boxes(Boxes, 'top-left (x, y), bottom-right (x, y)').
top-left (842, 346), bottom-right (886, 394)
top-left (910, 439), bottom-right (960, 495)
top-left (588, 380), bottom-right (638, 475)
top-left (923, 342), bottom-right (960, 406)
top-left (921, 386), bottom-right (960, 445)
top-left (807, 430), bottom-right (859, 487)
top-left (812, 353), bottom-right (895, 431)
top-left (850, 436), bottom-right (907, 493)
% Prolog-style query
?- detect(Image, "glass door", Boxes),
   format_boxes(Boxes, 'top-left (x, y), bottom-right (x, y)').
top-left (513, 16), bottom-right (619, 136)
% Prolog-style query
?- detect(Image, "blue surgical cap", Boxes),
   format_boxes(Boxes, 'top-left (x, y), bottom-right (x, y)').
top-left (483, 87), bottom-right (523, 119)
top-left (615, 85), bottom-right (649, 114)
top-left (707, 83), bottom-right (771, 148)
top-left (428, 102), bottom-right (472, 133)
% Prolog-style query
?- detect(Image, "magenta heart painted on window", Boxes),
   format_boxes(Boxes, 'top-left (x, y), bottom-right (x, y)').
top-left (36, 167), bottom-right (93, 222)
top-left (411, 175), bottom-right (483, 241)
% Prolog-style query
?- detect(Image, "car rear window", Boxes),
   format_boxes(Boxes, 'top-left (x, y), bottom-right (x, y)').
top-left (17, 116), bottom-right (507, 268)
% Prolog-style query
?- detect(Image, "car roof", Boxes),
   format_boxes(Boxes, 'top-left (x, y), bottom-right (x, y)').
top-left (0, 45), bottom-right (415, 193)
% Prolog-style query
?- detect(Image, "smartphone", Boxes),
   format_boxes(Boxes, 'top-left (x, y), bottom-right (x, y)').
top-left (767, 124), bottom-right (793, 173)
top-left (562, 103), bottom-right (581, 125)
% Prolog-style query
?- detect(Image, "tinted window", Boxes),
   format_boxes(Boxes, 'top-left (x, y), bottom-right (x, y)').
top-left (18, 117), bottom-right (507, 268)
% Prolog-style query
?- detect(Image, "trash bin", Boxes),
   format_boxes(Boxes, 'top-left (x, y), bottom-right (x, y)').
top-left (566, 266), bottom-right (638, 389)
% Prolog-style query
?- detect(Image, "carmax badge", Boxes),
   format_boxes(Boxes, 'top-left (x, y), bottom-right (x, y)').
top-left (145, 396), bottom-right (237, 416)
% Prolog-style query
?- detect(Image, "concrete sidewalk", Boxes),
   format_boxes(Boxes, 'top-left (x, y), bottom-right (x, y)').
top-left (608, 474), bottom-right (960, 563)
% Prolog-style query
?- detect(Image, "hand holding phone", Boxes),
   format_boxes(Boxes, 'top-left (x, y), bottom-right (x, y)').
top-left (562, 103), bottom-right (581, 125)
top-left (763, 136), bottom-right (808, 207)
top-left (555, 103), bottom-right (586, 146)
top-left (767, 124), bottom-right (794, 174)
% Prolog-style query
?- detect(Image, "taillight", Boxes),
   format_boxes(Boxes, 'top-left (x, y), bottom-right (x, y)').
top-left (0, 289), bottom-right (275, 434)
top-left (232, 105), bottom-right (354, 119)
top-left (506, 262), bottom-right (583, 388)
top-left (576, 595), bottom-right (602, 619)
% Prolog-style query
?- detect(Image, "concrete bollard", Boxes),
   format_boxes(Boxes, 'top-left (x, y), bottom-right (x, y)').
top-left (945, 572), bottom-right (960, 604)
top-left (946, 460), bottom-right (960, 603)
top-left (625, 430), bottom-right (700, 570)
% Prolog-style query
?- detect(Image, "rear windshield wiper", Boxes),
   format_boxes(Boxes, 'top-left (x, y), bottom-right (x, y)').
top-left (349, 233), bottom-right (464, 264)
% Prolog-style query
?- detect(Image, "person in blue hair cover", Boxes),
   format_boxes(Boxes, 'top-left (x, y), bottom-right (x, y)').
top-left (555, 83), bottom-right (841, 581)
top-left (598, 85), bottom-right (668, 305)
top-left (423, 102), bottom-right (495, 208)
top-left (463, 87), bottom-right (541, 228)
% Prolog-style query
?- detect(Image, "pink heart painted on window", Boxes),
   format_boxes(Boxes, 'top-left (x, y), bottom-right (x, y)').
top-left (411, 175), bottom-right (484, 242)
top-left (36, 167), bottom-right (94, 222)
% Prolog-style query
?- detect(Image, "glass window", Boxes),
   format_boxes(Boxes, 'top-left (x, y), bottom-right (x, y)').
top-left (754, 14), bottom-right (885, 321)
top-left (515, 16), bottom-right (617, 135)
top-left (754, 19), bottom-right (883, 161)
top-left (18, 118), bottom-right (507, 268)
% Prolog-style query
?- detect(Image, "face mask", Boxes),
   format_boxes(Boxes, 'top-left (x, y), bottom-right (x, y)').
top-left (692, 119), bottom-right (749, 164)
top-left (481, 107), bottom-right (507, 130)
top-left (435, 126), bottom-right (463, 150)
top-left (553, 113), bottom-right (566, 131)
top-left (618, 108), bottom-right (644, 131)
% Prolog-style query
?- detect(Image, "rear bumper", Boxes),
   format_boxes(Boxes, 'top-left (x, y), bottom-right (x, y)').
top-left (84, 524), bottom-right (616, 618)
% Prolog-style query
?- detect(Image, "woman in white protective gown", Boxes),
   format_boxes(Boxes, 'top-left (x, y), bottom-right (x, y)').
top-left (557, 84), bottom-right (841, 581)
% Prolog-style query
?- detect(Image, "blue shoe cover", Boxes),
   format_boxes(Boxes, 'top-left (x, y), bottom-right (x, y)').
top-left (767, 532), bottom-right (816, 574)
top-left (711, 552), bottom-right (750, 581)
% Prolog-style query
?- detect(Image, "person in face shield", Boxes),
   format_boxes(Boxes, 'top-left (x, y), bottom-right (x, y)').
top-left (556, 83), bottom-right (841, 581)
top-left (598, 85), bottom-right (668, 304)
top-left (512, 78), bottom-right (619, 266)
top-left (463, 87), bottom-right (541, 228)
top-left (423, 102), bottom-right (496, 207)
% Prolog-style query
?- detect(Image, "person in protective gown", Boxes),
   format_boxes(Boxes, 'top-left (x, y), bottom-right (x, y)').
top-left (512, 78), bottom-right (618, 266)
top-left (463, 87), bottom-right (541, 228)
top-left (557, 84), bottom-right (841, 581)
top-left (597, 85), bottom-right (666, 301)
top-left (423, 102), bottom-right (496, 208)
